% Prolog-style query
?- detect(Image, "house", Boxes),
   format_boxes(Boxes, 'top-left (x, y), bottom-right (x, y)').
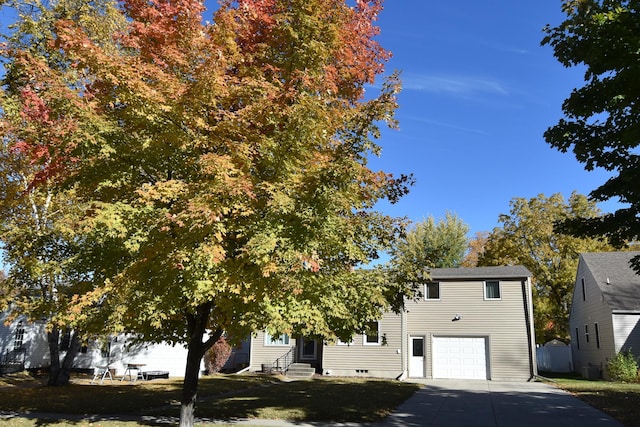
top-left (569, 251), bottom-right (640, 379)
top-left (0, 312), bottom-right (204, 377)
top-left (247, 266), bottom-right (537, 381)
top-left (1, 265), bottom-right (537, 381)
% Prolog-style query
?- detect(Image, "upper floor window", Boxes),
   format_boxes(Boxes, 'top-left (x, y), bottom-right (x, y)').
top-left (425, 282), bottom-right (440, 300)
top-left (265, 332), bottom-right (290, 346)
top-left (363, 321), bottom-right (381, 345)
top-left (484, 280), bottom-right (501, 300)
top-left (581, 278), bottom-right (586, 301)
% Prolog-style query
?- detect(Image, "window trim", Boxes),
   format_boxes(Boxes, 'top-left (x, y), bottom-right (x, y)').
top-left (425, 282), bottom-right (440, 300)
top-left (585, 324), bottom-right (590, 343)
top-left (595, 322), bottom-right (600, 349)
top-left (14, 321), bottom-right (24, 351)
top-left (264, 332), bottom-right (291, 347)
top-left (484, 280), bottom-right (501, 300)
top-left (363, 321), bottom-right (381, 346)
top-left (575, 327), bottom-right (580, 350)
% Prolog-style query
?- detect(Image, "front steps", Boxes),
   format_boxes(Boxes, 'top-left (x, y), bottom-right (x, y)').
top-left (286, 363), bottom-right (315, 379)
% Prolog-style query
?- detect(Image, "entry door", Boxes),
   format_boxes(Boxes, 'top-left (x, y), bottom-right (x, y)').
top-left (409, 337), bottom-right (425, 377)
top-left (300, 337), bottom-right (317, 360)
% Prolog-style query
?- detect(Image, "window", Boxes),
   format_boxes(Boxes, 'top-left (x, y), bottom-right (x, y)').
top-left (575, 327), bottom-right (580, 350)
top-left (585, 324), bottom-right (590, 343)
top-left (581, 278), bottom-right (586, 301)
top-left (363, 321), bottom-right (381, 345)
top-left (264, 332), bottom-right (290, 346)
top-left (595, 323), bottom-right (600, 349)
top-left (101, 341), bottom-right (112, 358)
top-left (484, 280), bottom-right (501, 300)
top-left (14, 321), bottom-right (24, 351)
top-left (425, 282), bottom-right (440, 300)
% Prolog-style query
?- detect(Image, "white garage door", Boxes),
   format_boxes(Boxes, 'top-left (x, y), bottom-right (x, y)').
top-left (432, 336), bottom-right (487, 379)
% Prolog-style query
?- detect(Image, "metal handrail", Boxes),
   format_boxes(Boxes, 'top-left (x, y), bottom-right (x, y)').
top-left (272, 346), bottom-right (296, 373)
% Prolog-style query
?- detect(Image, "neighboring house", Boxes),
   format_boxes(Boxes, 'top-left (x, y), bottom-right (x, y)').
top-left (569, 251), bottom-right (640, 379)
top-left (1, 266), bottom-right (537, 381)
top-left (0, 312), bottom-right (206, 377)
top-left (248, 266), bottom-right (537, 381)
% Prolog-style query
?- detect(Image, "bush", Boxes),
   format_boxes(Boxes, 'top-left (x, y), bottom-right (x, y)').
top-left (608, 349), bottom-right (639, 382)
top-left (204, 337), bottom-right (232, 374)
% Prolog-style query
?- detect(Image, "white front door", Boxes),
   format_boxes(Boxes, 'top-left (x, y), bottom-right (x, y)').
top-left (432, 336), bottom-right (487, 379)
top-left (409, 336), bottom-right (425, 377)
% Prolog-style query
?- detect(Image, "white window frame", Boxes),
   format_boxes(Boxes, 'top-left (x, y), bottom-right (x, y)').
top-left (484, 280), bottom-right (501, 300)
top-left (425, 282), bottom-right (440, 300)
top-left (363, 321), bottom-right (381, 346)
top-left (584, 324), bottom-right (590, 343)
top-left (14, 321), bottom-right (24, 351)
top-left (264, 332), bottom-right (290, 346)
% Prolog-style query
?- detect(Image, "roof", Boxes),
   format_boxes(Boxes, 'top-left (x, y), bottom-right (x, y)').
top-left (427, 265), bottom-right (532, 281)
top-left (580, 252), bottom-right (640, 312)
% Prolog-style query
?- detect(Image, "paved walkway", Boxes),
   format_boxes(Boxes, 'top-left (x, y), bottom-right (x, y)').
top-left (0, 379), bottom-right (625, 426)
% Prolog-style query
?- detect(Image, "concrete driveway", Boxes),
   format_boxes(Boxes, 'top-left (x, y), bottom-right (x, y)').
top-left (379, 379), bottom-right (623, 427)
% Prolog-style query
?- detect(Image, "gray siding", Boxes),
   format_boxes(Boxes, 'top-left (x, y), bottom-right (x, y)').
top-left (570, 259), bottom-right (616, 377)
top-left (406, 278), bottom-right (533, 381)
top-left (322, 311), bottom-right (403, 379)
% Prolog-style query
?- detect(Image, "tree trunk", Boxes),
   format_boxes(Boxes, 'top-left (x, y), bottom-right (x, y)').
top-left (47, 326), bottom-right (61, 385)
top-left (48, 330), bottom-right (82, 386)
top-left (179, 302), bottom-right (221, 427)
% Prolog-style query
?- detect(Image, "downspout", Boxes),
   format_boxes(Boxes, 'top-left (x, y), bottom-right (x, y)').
top-left (522, 277), bottom-right (537, 380)
top-left (398, 306), bottom-right (407, 381)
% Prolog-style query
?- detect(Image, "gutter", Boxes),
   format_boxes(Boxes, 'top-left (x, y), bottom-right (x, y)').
top-left (521, 277), bottom-right (537, 381)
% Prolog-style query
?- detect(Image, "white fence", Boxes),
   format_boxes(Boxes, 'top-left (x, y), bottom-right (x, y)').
top-left (536, 340), bottom-right (573, 373)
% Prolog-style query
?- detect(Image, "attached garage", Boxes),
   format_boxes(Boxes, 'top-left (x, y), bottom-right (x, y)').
top-left (432, 336), bottom-right (488, 380)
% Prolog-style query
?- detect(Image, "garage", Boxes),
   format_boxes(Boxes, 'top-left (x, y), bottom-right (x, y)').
top-left (432, 336), bottom-right (488, 379)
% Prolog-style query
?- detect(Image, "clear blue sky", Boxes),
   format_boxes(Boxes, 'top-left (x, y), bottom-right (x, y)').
top-left (366, 1), bottom-right (618, 236)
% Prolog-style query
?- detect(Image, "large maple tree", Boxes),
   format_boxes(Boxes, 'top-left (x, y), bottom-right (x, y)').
top-left (1, 0), bottom-right (410, 424)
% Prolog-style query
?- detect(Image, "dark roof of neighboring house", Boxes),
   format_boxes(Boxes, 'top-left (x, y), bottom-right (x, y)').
top-left (427, 265), bottom-right (532, 281)
top-left (580, 251), bottom-right (640, 312)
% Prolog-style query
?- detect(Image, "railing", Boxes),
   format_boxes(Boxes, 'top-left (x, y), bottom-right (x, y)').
top-left (272, 346), bottom-right (296, 374)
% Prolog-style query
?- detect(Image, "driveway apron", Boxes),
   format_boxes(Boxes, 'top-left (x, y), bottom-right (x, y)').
top-left (379, 379), bottom-right (624, 427)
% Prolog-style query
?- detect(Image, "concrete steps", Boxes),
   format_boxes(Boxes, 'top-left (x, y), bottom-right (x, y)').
top-left (286, 363), bottom-right (315, 379)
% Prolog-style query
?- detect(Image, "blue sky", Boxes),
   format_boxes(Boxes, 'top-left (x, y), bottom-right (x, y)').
top-left (366, 1), bottom-right (618, 236)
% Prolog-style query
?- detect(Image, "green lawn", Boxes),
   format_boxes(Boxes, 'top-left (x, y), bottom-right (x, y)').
top-left (543, 374), bottom-right (640, 427)
top-left (0, 372), bottom-right (420, 426)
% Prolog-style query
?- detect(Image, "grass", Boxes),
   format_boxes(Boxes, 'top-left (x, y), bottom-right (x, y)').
top-left (541, 372), bottom-right (640, 427)
top-left (0, 372), bottom-right (420, 426)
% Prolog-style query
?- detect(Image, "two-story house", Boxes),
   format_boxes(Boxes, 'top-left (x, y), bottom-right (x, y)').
top-left (248, 265), bottom-right (537, 381)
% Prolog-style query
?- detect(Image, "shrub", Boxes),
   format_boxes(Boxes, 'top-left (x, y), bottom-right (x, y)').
top-left (204, 337), bottom-right (232, 374)
top-left (608, 349), bottom-right (639, 382)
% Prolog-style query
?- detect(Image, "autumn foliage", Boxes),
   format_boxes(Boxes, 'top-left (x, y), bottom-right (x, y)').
top-left (1, 0), bottom-right (407, 425)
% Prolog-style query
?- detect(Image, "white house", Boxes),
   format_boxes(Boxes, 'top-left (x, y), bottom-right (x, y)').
top-left (569, 251), bottom-right (640, 379)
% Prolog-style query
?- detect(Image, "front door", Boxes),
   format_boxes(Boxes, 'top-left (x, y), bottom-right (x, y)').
top-left (300, 337), bottom-right (317, 360)
top-left (409, 336), bottom-right (425, 377)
